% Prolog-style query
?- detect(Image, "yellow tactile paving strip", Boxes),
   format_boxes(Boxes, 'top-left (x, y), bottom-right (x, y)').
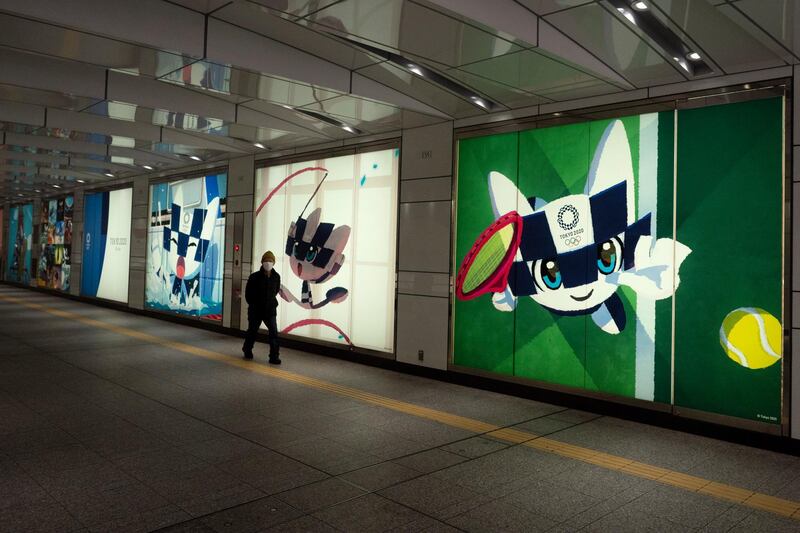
top-left (3, 293), bottom-right (800, 520)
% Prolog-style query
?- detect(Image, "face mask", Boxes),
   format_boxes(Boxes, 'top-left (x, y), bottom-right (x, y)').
top-left (262, 261), bottom-right (274, 271)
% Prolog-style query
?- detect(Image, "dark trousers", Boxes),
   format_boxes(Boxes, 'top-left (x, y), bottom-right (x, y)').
top-left (243, 312), bottom-right (279, 356)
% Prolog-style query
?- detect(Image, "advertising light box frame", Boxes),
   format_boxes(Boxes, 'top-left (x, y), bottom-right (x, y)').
top-left (449, 86), bottom-right (789, 435)
top-left (81, 184), bottom-right (134, 304)
top-left (252, 140), bottom-right (401, 357)
top-left (144, 168), bottom-right (229, 322)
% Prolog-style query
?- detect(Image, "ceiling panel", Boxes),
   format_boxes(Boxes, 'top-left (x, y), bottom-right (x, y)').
top-left (515, 0), bottom-right (594, 15)
top-left (303, 0), bottom-right (523, 67)
top-left (299, 94), bottom-right (442, 131)
top-left (168, 0), bottom-right (234, 13)
top-left (247, 0), bottom-right (342, 20)
top-left (46, 109), bottom-right (161, 143)
top-left (0, 13), bottom-right (196, 78)
top-left (0, 149), bottom-right (69, 166)
top-left (5, 132), bottom-right (108, 157)
top-left (0, 0), bottom-right (207, 58)
top-left (545, 3), bottom-right (687, 87)
top-left (459, 49), bottom-right (616, 100)
top-left (649, 0), bottom-right (788, 73)
top-left (83, 101), bottom-right (226, 135)
top-left (445, 68), bottom-right (551, 108)
top-left (106, 70), bottom-right (236, 123)
top-left (210, 122), bottom-right (322, 146)
top-left (0, 84), bottom-right (101, 112)
top-left (726, 0), bottom-right (800, 62)
top-left (720, 0), bottom-right (800, 64)
top-left (0, 48), bottom-right (107, 100)
top-left (160, 60), bottom-right (344, 107)
top-left (212, 1), bottom-right (380, 71)
top-left (731, 0), bottom-right (799, 55)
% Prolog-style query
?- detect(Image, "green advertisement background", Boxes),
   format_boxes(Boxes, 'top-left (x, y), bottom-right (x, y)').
top-left (454, 97), bottom-right (783, 424)
top-left (674, 97), bottom-right (783, 423)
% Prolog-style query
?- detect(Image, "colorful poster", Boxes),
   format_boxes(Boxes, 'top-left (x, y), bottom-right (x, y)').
top-left (252, 148), bottom-right (399, 352)
top-left (81, 188), bottom-right (133, 303)
top-left (453, 97), bottom-right (783, 425)
top-left (37, 196), bottom-right (73, 291)
top-left (145, 174), bottom-right (227, 319)
top-left (6, 204), bottom-right (33, 284)
top-left (674, 98), bottom-right (783, 423)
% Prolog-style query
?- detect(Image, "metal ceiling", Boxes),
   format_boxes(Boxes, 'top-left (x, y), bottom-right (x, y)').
top-left (0, 0), bottom-right (795, 200)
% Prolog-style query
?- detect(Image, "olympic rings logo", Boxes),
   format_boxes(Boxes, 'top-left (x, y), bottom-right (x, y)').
top-left (557, 205), bottom-right (579, 230)
top-left (563, 236), bottom-right (582, 247)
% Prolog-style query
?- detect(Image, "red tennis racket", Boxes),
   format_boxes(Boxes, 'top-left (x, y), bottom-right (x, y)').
top-left (455, 211), bottom-right (522, 300)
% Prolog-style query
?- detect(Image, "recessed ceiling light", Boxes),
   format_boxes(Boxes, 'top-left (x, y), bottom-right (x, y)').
top-left (254, 142), bottom-right (266, 149)
top-left (553, 112), bottom-right (563, 116)
top-left (104, 172), bottom-right (114, 177)
top-left (189, 155), bottom-right (202, 161)
top-left (631, 1), bottom-right (648, 10)
top-left (53, 184), bottom-right (61, 189)
top-left (407, 64), bottom-right (424, 76)
top-left (616, 6), bottom-right (636, 24)
top-left (744, 83), bottom-right (752, 89)
top-left (687, 52), bottom-right (701, 61)
top-left (17, 193), bottom-right (23, 197)
top-left (34, 189), bottom-right (41, 193)
top-left (470, 96), bottom-right (489, 110)
top-left (341, 125), bottom-right (356, 134)
top-left (143, 164), bottom-right (154, 170)
top-left (76, 179), bottom-right (85, 183)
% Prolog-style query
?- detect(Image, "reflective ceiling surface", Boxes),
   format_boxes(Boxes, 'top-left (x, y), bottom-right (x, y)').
top-left (0, 0), bottom-right (796, 200)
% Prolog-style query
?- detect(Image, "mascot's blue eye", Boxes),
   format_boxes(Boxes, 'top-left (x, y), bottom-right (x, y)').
top-left (597, 239), bottom-right (621, 274)
top-left (306, 247), bottom-right (317, 262)
top-left (539, 259), bottom-right (562, 289)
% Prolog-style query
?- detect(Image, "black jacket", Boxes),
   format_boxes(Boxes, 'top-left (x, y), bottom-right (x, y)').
top-left (245, 269), bottom-right (281, 316)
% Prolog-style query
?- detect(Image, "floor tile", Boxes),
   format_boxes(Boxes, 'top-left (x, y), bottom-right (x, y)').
top-left (261, 515), bottom-right (340, 532)
top-left (378, 473), bottom-right (488, 519)
top-left (338, 461), bottom-right (420, 491)
top-left (391, 449), bottom-right (467, 474)
top-left (446, 498), bottom-right (556, 532)
top-left (200, 496), bottom-right (304, 532)
top-left (313, 494), bottom-right (427, 532)
top-left (276, 478), bottom-right (366, 513)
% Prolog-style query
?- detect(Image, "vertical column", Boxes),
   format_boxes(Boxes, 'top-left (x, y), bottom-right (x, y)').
top-left (128, 176), bottom-right (149, 309)
top-left (792, 66), bottom-right (800, 437)
top-left (1, 202), bottom-right (9, 280)
top-left (396, 121), bottom-right (454, 370)
top-left (225, 155), bottom-right (255, 330)
top-left (30, 198), bottom-right (41, 287)
top-left (69, 189), bottom-right (84, 296)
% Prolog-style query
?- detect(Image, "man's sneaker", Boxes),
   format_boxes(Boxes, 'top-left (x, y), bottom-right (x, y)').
top-left (242, 350), bottom-right (254, 360)
top-left (268, 355), bottom-right (281, 365)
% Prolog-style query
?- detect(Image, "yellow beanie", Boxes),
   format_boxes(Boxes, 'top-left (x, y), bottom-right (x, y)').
top-left (261, 251), bottom-right (275, 263)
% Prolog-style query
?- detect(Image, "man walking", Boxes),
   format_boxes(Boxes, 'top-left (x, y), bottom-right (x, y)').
top-left (242, 251), bottom-right (281, 364)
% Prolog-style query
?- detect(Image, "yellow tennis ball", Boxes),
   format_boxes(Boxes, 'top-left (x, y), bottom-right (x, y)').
top-left (719, 307), bottom-right (782, 369)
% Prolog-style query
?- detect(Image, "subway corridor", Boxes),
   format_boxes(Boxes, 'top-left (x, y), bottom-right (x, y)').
top-left (0, 286), bottom-right (799, 532)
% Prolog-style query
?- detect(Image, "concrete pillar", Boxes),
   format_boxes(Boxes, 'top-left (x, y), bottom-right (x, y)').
top-left (396, 121), bottom-right (453, 370)
top-left (69, 189), bottom-right (84, 296)
top-left (792, 66), bottom-right (800, 438)
top-left (225, 155), bottom-right (255, 330)
top-left (1, 202), bottom-right (8, 279)
top-left (128, 175), bottom-right (149, 309)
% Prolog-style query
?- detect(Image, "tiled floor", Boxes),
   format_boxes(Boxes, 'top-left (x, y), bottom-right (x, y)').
top-left (0, 286), bottom-right (799, 532)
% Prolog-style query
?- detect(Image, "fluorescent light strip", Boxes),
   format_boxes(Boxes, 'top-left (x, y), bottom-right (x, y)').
top-left (607, 0), bottom-right (711, 76)
top-left (330, 35), bottom-right (500, 111)
top-left (293, 108), bottom-right (362, 134)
